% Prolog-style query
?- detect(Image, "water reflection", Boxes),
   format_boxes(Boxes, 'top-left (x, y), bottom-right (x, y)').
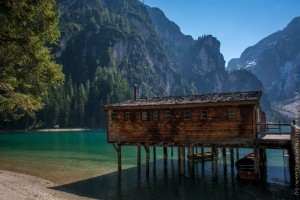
top-left (52, 159), bottom-right (293, 200)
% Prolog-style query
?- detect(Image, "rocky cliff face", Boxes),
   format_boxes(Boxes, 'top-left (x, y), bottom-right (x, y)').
top-left (55, 0), bottom-right (227, 97)
top-left (182, 35), bottom-right (226, 93)
top-left (147, 8), bottom-right (226, 94)
top-left (227, 17), bottom-right (300, 102)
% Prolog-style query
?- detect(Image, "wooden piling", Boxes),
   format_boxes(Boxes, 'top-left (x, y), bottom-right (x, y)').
top-left (213, 146), bottom-right (218, 176)
top-left (178, 147), bottom-right (181, 167)
top-left (163, 146), bottom-right (168, 171)
top-left (118, 144), bottom-right (122, 172)
top-left (163, 147), bottom-right (168, 160)
top-left (259, 147), bottom-right (267, 182)
top-left (236, 148), bottom-right (239, 160)
top-left (180, 146), bottom-right (185, 175)
top-left (230, 148), bottom-right (234, 167)
top-left (144, 146), bottom-right (150, 175)
top-left (171, 147), bottom-right (174, 157)
top-left (253, 146), bottom-right (259, 175)
top-left (188, 145), bottom-right (194, 174)
top-left (153, 147), bottom-right (156, 163)
top-left (222, 148), bottom-right (227, 166)
top-left (137, 146), bottom-right (141, 166)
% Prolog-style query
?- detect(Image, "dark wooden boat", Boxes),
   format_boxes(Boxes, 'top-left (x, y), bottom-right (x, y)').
top-left (235, 153), bottom-right (258, 180)
top-left (187, 152), bottom-right (213, 161)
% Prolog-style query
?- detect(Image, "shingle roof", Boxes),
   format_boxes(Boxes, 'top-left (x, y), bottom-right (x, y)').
top-left (103, 91), bottom-right (262, 108)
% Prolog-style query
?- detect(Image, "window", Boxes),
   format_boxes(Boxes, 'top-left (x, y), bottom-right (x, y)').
top-left (165, 111), bottom-right (171, 121)
top-left (142, 111), bottom-right (148, 121)
top-left (201, 110), bottom-right (208, 120)
top-left (153, 111), bottom-right (159, 121)
top-left (184, 110), bottom-right (191, 120)
top-left (124, 111), bottom-right (130, 121)
top-left (112, 112), bottom-right (118, 121)
top-left (228, 108), bottom-right (237, 119)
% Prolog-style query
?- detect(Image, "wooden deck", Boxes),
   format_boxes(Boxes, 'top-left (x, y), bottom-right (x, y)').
top-left (257, 123), bottom-right (292, 148)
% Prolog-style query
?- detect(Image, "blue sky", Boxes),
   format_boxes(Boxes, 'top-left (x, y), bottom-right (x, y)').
top-left (141, 0), bottom-right (300, 64)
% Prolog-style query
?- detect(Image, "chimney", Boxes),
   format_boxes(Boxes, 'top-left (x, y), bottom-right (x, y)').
top-left (134, 84), bottom-right (137, 101)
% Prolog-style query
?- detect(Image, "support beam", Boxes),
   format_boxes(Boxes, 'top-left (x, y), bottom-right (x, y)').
top-left (163, 147), bottom-right (168, 171)
top-left (153, 147), bottom-right (156, 163)
top-left (171, 147), bottom-right (174, 157)
top-left (117, 144), bottom-right (122, 172)
top-left (253, 146), bottom-right (259, 176)
top-left (163, 147), bottom-right (168, 160)
top-left (112, 143), bottom-right (122, 172)
top-left (188, 145), bottom-right (194, 175)
top-left (213, 146), bottom-right (218, 176)
top-left (137, 146), bottom-right (141, 166)
top-left (144, 145), bottom-right (150, 175)
top-left (222, 148), bottom-right (227, 166)
top-left (201, 147), bottom-right (205, 162)
top-left (180, 146), bottom-right (185, 175)
top-left (236, 148), bottom-right (239, 160)
top-left (259, 147), bottom-right (267, 182)
top-left (230, 148), bottom-right (234, 167)
top-left (178, 147), bottom-right (181, 168)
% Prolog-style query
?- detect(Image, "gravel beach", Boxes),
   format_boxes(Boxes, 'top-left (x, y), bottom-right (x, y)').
top-left (0, 170), bottom-right (88, 200)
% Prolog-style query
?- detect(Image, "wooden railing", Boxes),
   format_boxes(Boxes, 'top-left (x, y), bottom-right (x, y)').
top-left (256, 122), bottom-right (292, 135)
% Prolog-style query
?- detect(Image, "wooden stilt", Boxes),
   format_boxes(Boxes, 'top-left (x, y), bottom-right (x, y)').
top-left (253, 146), bottom-right (259, 176)
top-left (288, 147), bottom-right (295, 186)
top-left (230, 147), bottom-right (234, 167)
top-left (178, 146), bottom-right (181, 168)
top-left (188, 145), bottom-right (194, 175)
top-left (118, 144), bottom-right (122, 172)
top-left (153, 147), bottom-right (156, 163)
top-left (213, 146), bottom-right (218, 176)
top-left (259, 147), bottom-right (267, 182)
top-left (180, 146), bottom-right (185, 175)
top-left (171, 147), bottom-right (174, 157)
top-left (163, 147), bottom-right (168, 160)
top-left (163, 146), bottom-right (168, 171)
top-left (144, 146), bottom-right (150, 175)
top-left (236, 148), bottom-right (239, 160)
top-left (201, 147), bottom-right (204, 162)
top-left (112, 143), bottom-right (122, 172)
top-left (211, 147), bottom-right (214, 162)
top-left (222, 148), bottom-right (227, 166)
top-left (137, 146), bottom-right (141, 166)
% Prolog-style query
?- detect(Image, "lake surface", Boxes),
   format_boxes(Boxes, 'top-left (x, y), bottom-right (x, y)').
top-left (0, 130), bottom-right (294, 199)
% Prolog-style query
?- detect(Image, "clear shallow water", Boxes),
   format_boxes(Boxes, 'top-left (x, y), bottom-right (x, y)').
top-left (0, 130), bottom-right (294, 199)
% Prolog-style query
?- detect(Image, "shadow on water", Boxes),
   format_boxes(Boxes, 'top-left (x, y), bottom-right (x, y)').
top-left (51, 159), bottom-right (294, 200)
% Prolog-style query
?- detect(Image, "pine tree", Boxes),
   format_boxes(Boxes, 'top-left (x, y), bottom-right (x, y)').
top-left (0, 0), bottom-right (64, 120)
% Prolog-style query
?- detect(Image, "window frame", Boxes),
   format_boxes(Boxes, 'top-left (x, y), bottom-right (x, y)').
top-left (141, 111), bottom-right (148, 121)
top-left (165, 110), bottom-right (171, 121)
top-left (200, 110), bottom-right (208, 120)
top-left (153, 111), bottom-right (159, 121)
top-left (124, 111), bottom-right (130, 121)
top-left (228, 107), bottom-right (237, 119)
top-left (111, 112), bottom-right (118, 122)
top-left (184, 110), bottom-right (191, 120)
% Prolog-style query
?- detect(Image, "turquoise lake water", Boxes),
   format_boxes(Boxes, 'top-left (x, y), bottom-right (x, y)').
top-left (0, 130), bottom-right (294, 199)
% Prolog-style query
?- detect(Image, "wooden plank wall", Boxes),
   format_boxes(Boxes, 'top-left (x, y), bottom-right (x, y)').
top-left (108, 105), bottom-right (255, 143)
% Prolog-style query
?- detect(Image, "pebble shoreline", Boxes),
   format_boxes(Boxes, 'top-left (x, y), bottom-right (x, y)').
top-left (0, 170), bottom-right (88, 200)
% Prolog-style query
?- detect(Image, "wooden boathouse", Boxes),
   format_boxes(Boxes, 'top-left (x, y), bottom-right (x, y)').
top-left (102, 90), bottom-right (300, 193)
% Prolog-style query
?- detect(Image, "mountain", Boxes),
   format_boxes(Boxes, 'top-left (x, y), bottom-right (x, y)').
top-left (1, 0), bottom-right (228, 129)
top-left (57, 0), bottom-right (226, 96)
top-left (224, 70), bottom-right (271, 111)
top-left (227, 17), bottom-right (300, 103)
top-left (147, 8), bottom-right (226, 93)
